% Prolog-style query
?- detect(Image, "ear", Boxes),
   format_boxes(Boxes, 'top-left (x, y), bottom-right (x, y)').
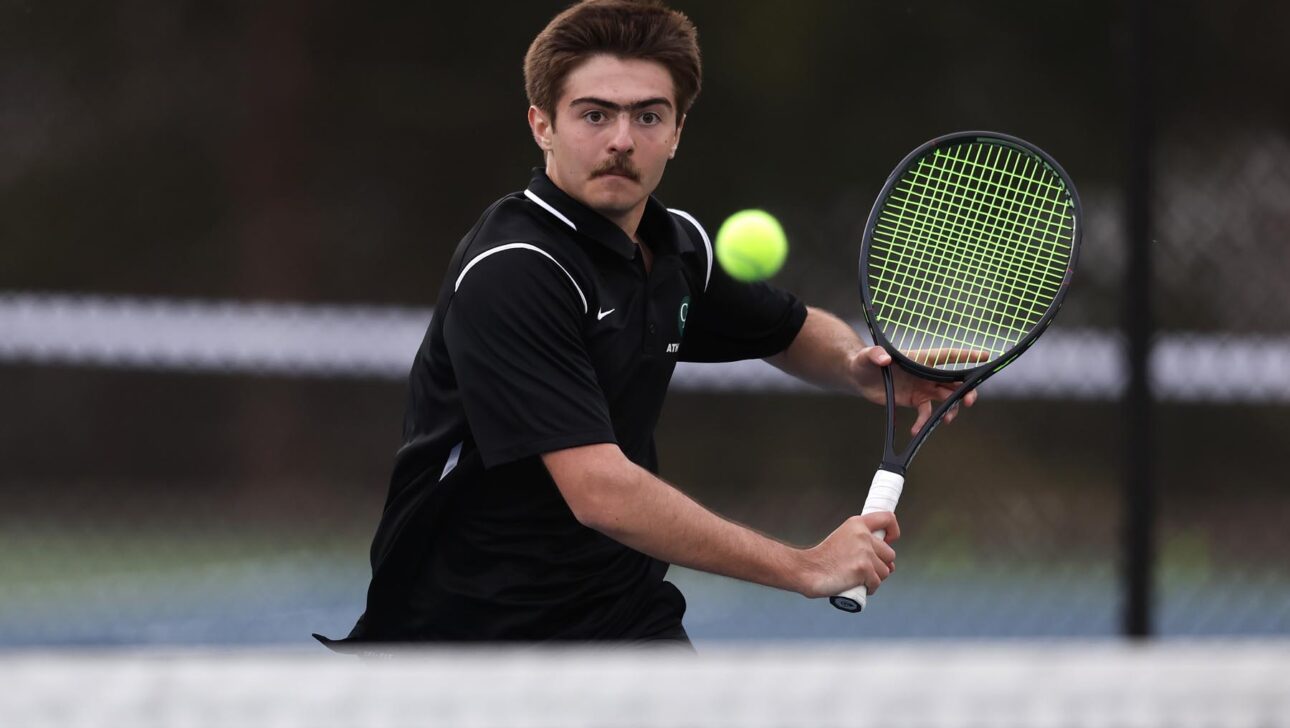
top-left (669, 113), bottom-right (686, 159)
top-left (528, 105), bottom-right (554, 153)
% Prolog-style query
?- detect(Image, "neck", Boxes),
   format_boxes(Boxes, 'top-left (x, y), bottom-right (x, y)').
top-left (604, 205), bottom-right (647, 241)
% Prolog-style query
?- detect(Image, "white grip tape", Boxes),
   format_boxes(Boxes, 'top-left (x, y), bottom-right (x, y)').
top-left (861, 469), bottom-right (905, 516)
top-left (830, 469), bottom-right (905, 613)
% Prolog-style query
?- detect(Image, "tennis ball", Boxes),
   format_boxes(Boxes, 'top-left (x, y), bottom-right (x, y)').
top-left (714, 209), bottom-right (788, 282)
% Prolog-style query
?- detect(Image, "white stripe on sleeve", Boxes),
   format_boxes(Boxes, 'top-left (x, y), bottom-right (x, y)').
top-left (668, 208), bottom-right (713, 292)
top-left (454, 243), bottom-right (588, 314)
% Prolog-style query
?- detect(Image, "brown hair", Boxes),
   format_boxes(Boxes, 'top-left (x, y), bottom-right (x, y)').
top-left (524, 0), bottom-right (702, 125)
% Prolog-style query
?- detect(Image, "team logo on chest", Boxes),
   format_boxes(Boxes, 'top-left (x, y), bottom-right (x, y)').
top-left (667, 295), bottom-right (690, 354)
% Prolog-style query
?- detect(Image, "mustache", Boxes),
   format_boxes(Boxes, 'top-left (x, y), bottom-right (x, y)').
top-left (591, 156), bottom-right (641, 181)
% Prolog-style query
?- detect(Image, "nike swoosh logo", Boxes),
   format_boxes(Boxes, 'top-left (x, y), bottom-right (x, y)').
top-left (597, 308), bottom-right (616, 321)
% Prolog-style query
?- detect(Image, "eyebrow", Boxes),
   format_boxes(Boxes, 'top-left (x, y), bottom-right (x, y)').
top-left (568, 96), bottom-right (674, 112)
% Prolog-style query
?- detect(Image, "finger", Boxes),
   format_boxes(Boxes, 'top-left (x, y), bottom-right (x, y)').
top-left (865, 571), bottom-right (882, 595)
top-left (964, 389), bottom-right (978, 407)
top-left (944, 403), bottom-right (959, 425)
top-left (911, 400), bottom-right (931, 434)
top-left (863, 511), bottom-right (900, 543)
top-left (908, 348), bottom-right (990, 366)
top-left (861, 508), bottom-right (903, 536)
top-left (874, 557), bottom-right (891, 581)
top-left (882, 514), bottom-right (901, 543)
top-left (872, 539), bottom-right (896, 564)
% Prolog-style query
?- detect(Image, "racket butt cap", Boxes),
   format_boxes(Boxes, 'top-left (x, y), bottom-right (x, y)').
top-left (830, 596), bottom-right (863, 613)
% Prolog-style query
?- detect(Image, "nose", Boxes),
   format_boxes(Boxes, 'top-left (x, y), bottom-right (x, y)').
top-left (607, 115), bottom-right (635, 154)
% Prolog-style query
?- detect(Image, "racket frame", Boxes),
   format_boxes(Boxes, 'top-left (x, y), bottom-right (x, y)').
top-left (831, 131), bottom-right (1082, 613)
top-left (858, 130), bottom-right (1082, 472)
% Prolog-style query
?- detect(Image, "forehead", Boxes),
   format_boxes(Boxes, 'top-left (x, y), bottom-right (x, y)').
top-left (558, 54), bottom-right (676, 107)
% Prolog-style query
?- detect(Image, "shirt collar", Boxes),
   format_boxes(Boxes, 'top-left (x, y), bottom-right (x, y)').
top-left (524, 169), bottom-right (689, 259)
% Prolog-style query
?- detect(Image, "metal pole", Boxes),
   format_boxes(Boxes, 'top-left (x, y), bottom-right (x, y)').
top-left (1124, 0), bottom-right (1155, 639)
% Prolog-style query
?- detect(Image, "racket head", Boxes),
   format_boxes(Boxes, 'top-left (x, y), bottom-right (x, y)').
top-left (859, 131), bottom-right (1081, 383)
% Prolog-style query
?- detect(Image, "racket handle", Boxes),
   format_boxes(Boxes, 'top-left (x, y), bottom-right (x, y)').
top-left (829, 468), bottom-right (905, 613)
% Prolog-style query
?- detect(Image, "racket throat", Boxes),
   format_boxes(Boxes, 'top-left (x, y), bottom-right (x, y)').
top-left (877, 366), bottom-right (924, 473)
top-left (883, 366), bottom-right (990, 472)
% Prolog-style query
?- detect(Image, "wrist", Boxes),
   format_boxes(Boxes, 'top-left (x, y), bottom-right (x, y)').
top-left (775, 544), bottom-right (814, 596)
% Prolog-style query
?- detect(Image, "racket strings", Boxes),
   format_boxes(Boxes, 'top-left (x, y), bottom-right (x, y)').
top-left (944, 145), bottom-right (1075, 278)
top-left (872, 144), bottom-right (1073, 366)
top-left (873, 159), bottom-right (1038, 361)
top-left (874, 205), bottom-right (1051, 365)
top-left (901, 154), bottom-right (1072, 287)
top-left (896, 145), bottom-right (1068, 352)
top-left (868, 140), bottom-right (1075, 371)
top-left (875, 151), bottom-right (1055, 342)
top-left (873, 149), bottom-right (1023, 362)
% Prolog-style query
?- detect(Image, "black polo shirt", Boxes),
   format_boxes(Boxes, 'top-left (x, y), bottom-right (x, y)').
top-left (334, 170), bottom-right (806, 644)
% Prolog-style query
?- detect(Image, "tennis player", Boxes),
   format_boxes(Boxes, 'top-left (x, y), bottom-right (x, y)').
top-left (317, 0), bottom-right (974, 650)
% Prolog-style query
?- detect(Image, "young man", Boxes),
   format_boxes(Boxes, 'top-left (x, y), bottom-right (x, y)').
top-left (318, 0), bottom-right (973, 649)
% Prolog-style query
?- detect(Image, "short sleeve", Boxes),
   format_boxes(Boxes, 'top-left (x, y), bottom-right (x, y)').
top-left (678, 247), bottom-right (808, 363)
top-left (444, 246), bottom-right (616, 467)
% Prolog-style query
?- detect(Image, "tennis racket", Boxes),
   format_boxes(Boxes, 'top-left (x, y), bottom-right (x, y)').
top-left (830, 131), bottom-right (1082, 613)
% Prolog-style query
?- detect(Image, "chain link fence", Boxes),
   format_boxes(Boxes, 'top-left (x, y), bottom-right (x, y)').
top-left (1149, 113), bottom-right (1290, 635)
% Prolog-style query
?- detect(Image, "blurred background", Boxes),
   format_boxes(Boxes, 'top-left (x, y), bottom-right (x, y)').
top-left (1, 0), bottom-right (1287, 648)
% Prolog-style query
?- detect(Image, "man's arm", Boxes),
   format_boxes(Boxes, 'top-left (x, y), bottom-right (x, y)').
top-left (765, 306), bottom-right (979, 432)
top-left (542, 443), bottom-right (898, 599)
top-left (764, 306), bottom-right (875, 397)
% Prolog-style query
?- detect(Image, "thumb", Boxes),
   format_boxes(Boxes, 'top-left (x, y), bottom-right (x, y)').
top-left (864, 346), bottom-right (892, 367)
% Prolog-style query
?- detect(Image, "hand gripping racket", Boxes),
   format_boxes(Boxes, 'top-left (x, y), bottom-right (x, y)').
top-left (830, 131), bottom-right (1082, 613)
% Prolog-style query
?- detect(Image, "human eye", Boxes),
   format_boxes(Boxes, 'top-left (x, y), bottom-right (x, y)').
top-left (638, 111), bottom-right (663, 126)
top-left (583, 109), bottom-right (607, 124)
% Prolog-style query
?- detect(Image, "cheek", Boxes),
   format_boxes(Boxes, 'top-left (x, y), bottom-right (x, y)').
top-left (646, 137), bottom-right (676, 166)
top-left (572, 134), bottom-right (607, 163)
top-left (652, 129), bottom-right (679, 154)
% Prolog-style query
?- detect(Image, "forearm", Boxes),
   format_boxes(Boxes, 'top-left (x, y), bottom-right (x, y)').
top-left (766, 306), bottom-right (872, 395)
top-left (543, 445), bottom-right (806, 594)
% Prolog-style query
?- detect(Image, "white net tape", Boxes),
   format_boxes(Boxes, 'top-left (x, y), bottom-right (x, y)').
top-left (3, 642), bottom-right (1288, 728)
top-left (2, 292), bottom-right (1288, 402)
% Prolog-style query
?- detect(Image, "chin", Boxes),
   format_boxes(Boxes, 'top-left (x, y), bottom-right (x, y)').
top-left (586, 183), bottom-right (643, 215)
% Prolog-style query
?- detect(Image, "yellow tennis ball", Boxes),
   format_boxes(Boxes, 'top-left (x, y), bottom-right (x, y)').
top-left (714, 209), bottom-right (788, 282)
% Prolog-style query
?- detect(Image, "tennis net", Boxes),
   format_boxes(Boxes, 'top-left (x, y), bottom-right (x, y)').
top-left (5, 641), bottom-right (1288, 728)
